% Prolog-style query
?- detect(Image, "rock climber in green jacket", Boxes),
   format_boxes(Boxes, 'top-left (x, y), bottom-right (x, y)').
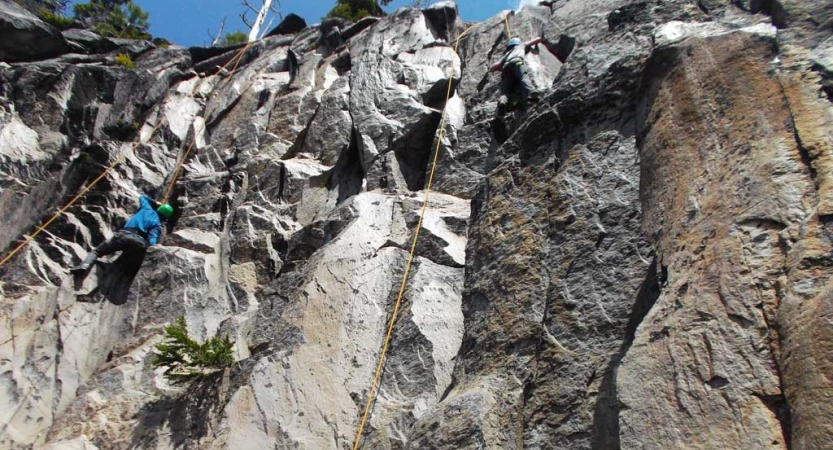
top-left (70, 195), bottom-right (174, 276)
top-left (490, 35), bottom-right (544, 112)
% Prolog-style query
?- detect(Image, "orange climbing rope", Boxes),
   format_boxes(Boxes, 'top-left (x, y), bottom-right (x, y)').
top-left (0, 121), bottom-right (164, 269)
top-left (161, 40), bottom-right (255, 204)
top-left (0, 40), bottom-right (256, 269)
top-left (350, 24), bottom-right (476, 450)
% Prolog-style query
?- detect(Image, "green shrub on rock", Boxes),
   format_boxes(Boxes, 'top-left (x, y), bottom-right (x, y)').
top-left (39, 8), bottom-right (74, 30)
top-left (325, 0), bottom-right (391, 22)
top-left (151, 317), bottom-right (235, 384)
top-left (114, 53), bottom-right (134, 69)
top-left (219, 30), bottom-right (248, 47)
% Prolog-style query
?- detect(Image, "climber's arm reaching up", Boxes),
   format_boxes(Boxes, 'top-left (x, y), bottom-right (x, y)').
top-left (526, 36), bottom-right (544, 48)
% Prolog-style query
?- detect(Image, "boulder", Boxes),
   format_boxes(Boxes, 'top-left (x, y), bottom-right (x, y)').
top-left (299, 76), bottom-right (352, 165)
top-left (107, 37), bottom-right (154, 56)
top-left (265, 12), bottom-right (307, 37)
top-left (625, 24), bottom-right (829, 450)
top-left (340, 16), bottom-right (379, 42)
top-left (224, 193), bottom-right (465, 449)
top-left (61, 28), bottom-right (117, 54)
top-left (0, 1), bottom-right (70, 62)
top-left (422, 0), bottom-right (460, 42)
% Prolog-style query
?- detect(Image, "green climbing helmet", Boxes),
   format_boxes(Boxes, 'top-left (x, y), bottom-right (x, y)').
top-left (157, 203), bottom-right (174, 219)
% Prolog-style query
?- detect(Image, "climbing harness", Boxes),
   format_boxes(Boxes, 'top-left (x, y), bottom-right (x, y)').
top-left (0, 41), bottom-right (255, 270)
top-left (350, 23), bottom-right (476, 450)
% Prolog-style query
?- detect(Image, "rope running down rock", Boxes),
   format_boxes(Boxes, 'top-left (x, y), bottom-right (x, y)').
top-left (350, 23), bottom-right (476, 450)
top-left (0, 41), bottom-right (255, 269)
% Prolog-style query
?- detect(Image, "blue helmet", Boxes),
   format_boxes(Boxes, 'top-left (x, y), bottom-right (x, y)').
top-left (507, 37), bottom-right (522, 49)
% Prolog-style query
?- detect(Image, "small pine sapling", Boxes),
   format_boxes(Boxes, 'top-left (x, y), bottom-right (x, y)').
top-left (152, 317), bottom-right (234, 384)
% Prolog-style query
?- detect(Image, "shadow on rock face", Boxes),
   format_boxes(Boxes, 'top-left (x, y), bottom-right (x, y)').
top-left (591, 258), bottom-right (661, 450)
top-left (129, 372), bottom-right (226, 449)
top-left (75, 249), bottom-right (146, 305)
top-left (393, 109), bottom-right (444, 191)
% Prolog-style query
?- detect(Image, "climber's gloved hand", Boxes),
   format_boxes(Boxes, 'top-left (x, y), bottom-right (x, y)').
top-left (142, 193), bottom-right (160, 210)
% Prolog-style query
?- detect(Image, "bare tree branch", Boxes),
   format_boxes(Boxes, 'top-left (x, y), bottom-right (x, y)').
top-left (208, 17), bottom-right (227, 47)
top-left (259, 17), bottom-right (274, 39)
top-left (238, 0), bottom-right (282, 41)
top-left (241, 0), bottom-right (260, 13)
top-left (245, 0), bottom-right (276, 42)
top-left (240, 12), bottom-right (254, 28)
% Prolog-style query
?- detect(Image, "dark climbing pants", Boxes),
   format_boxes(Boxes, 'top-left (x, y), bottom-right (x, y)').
top-left (94, 230), bottom-right (148, 257)
top-left (501, 62), bottom-right (536, 105)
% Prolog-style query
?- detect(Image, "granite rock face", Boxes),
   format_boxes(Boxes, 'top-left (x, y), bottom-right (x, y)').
top-left (411, 0), bottom-right (832, 449)
top-left (628, 19), bottom-right (833, 450)
top-left (0, 0), bottom-right (70, 62)
top-left (1, 1), bottom-right (832, 450)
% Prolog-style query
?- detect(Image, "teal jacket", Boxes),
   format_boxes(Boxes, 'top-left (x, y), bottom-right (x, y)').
top-left (123, 195), bottom-right (162, 245)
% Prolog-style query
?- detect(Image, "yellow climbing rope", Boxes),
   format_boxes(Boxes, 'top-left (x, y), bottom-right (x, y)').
top-left (161, 40), bottom-right (255, 204)
top-left (0, 41), bottom-right (254, 270)
top-left (504, 10), bottom-right (513, 37)
top-left (0, 121), bottom-right (164, 270)
top-left (350, 23), bottom-right (476, 450)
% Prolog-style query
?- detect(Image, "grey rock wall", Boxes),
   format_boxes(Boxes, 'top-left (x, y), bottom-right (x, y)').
top-left (0, 1), bottom-right (831, 449)
top-left (0, 1), bottom-right (70, 62)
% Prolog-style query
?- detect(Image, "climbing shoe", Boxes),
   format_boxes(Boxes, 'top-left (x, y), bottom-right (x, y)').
top-left (70, 264), bottom-right (90, 276)
top-left (70, 253), bottom-right (97, 276)
top-left (497, 95), bottom-right (509, 115)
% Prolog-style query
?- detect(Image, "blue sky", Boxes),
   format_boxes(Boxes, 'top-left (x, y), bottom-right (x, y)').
top-left (67, 1), bottom-right (526, 47)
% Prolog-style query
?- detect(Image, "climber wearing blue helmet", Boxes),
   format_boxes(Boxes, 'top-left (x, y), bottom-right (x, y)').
top-left (490, 35), bottom-right (545, 112)
top-left (70, 195), bottom-right (174, 276)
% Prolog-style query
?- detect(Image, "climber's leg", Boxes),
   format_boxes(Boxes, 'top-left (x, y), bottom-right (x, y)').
top-left (512, 63), bottom-right (538, 106)
top-left (500, 64), bottom-right (515, 97)
top-left (499, 65), bottom-right (522, 114)
top-left (524, 72), bottom-right (540, 103)
top-left (71, 234), bottom-right (119, 275)
top-left (93, 234), bottom-right (126, 257)
top-left (71, 231), bottom-right (146, 275)
top-left (114, 232), bottom-right (148, 254)
top-left (70, 252), bottom-right (98, 275)
top-left (99, 231), bottom-right (147, 261)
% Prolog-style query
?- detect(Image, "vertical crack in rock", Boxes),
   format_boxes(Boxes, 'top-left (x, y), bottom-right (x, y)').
top-left (330, 124), bottom-right (365, 204)
top-left (591, 259), bottom-right (661, 450)
top-left (52, 308), bottom-right (64, 417)
top-left (776, 75), bottom-right (819, 194)
top-left (393, 109), bottom-right (443, 191)
top-left (765, 266), bottom-right (794, 449)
